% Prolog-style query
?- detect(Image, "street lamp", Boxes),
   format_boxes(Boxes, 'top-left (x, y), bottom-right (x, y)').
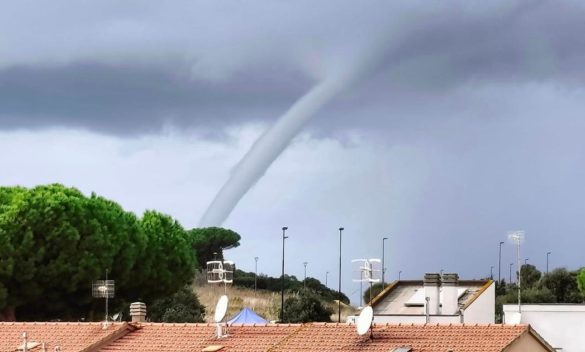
top-left (399, 270), bottom-right (402, 280)
top-left (326, 271), bottom-right (329, 288)
top-left (281, 226), bottom-right (288, 322)
top-left (303, 262), bottom-right (308, 289)
top-left (254, 256), bottom-right (259, 297)
top-left (490, 266), bottom-right (494, 280)
top-left (382, 237), bottom-right (389, 289)
top-left (498, 241), bottom-right (504, 284)
top-left (524, 258), bottom-right (529, 265)
top-left (338, 227), bottom-right (344, 323)
top-left (546, 252), bottom-right (551, 274)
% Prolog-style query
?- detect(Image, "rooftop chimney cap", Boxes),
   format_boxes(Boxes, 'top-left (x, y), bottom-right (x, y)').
top-left (130, 302), bottom-right (147, 323)
top-left (423, 273), bottom-right (441, 285)
top-left (441, 273), bottom-right (459, 285)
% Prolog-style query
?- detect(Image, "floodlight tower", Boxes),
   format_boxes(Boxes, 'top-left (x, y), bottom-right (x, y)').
top-left (281, 226), bottom-right (288, 322)
top-left (338, 227), bottom-right (344, 323)
top-left (508, 230), bottom-right (525, 313)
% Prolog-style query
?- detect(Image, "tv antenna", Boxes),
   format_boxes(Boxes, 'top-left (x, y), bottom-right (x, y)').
top-left (352, 258), bottom-right (382, 305)
top-left (207, 260), bottom-right (235, 294)
top-left (214, 295), bottom-right (229, 338)
top-left (508, 230), bottom-right (525, 314)
top-left (356, 306), bottom-right (374, 338)
top-left (92, 269), bottom-right (115, 329)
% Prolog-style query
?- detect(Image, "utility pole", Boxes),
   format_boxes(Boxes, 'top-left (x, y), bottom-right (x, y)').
top-left (498, 241), bottom-right (504, 284)
top-left (254, 256), bottom-right (259, 297)
top-left (546, 252), bottom-right (551, 274)
top-left (338, 227), bottom-right (344, 323)
top-left (303, 262), bottom-right (308, 289)
top-left (280, 227), bottom-right (288, 322)
top-left (382, 237), bottom-right (388, 289)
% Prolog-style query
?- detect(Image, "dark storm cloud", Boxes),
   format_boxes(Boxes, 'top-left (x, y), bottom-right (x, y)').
top-left (1, 0), bottom-right (585, 135)
top-left (0, 64), bottom-right (310, 135)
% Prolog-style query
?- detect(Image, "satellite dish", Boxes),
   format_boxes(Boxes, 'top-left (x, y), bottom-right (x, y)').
top-left (356, 306), bottom-right (373, 336)
top-left (214, 295), bottom-right (229, 323)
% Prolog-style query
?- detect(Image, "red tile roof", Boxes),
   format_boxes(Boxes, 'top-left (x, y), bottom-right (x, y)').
top-left (98, 323), bottom-right (301, 352)
top-left (269, 323), bottom-right (533, 352)
top-left (0, 322), bottom-right (554, 352)
top-left (0, 322), bottom-right (133, 352)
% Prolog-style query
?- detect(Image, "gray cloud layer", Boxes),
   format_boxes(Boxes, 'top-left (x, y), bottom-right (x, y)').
top-left (2, 0), bottom-right (585, 136)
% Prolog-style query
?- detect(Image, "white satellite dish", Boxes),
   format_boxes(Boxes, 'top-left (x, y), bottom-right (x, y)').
top-left (214, 295), bottom-right (229, 323)
top-left (356, 306), bottom-right (374, 336)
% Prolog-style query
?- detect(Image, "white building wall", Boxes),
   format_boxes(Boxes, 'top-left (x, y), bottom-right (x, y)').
top-left (462, 282), bottom-right (495, 323)
top-left (373, 315), bottom-right (461, 324)
top-left (504, 304), bottom-right (585, 352)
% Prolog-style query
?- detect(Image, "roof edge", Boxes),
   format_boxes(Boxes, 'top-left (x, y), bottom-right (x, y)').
top-left (80, 322), bottom-right (137, 352)
top-left (370, 280), bottom-right (400, 307)
top-left (462, 279), bottom-right (494, 310)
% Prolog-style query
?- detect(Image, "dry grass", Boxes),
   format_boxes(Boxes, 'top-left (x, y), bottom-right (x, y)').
top-left (193, 284), bottom-right (357, 323)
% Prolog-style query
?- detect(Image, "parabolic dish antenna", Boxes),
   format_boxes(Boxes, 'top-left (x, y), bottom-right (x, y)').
top-left (356, 306), bottom-right (374, 336)
top-left (214, 295), bottom-right (229, 323)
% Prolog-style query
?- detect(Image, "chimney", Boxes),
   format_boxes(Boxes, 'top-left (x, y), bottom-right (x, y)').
top-left (130, 302), bottom-right (147, 323)
top-left (423, 273), bottom-right (440, 315)
top-left (442, 273), bottom-right (459, 315)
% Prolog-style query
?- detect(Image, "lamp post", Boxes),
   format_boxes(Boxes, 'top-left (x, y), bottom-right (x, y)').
top-left (524, 258), bottom-right (529, 265)
top-left (303, 262), bottom-right (308, 289)
top-left (399, 270), bottom-right (402, 280)
top-left (382, 237), bottom-right (389, 289)
top-left (546, 252), bottom-right (551, 274)
top-left (490, 266), bottom-right (494, 280)
top-left (254, 256), bottom-right (259, 297)
top-left (498, 241), bottom-right (504, 284)
top-left (509, 263), bottom-right (513, 284)
top-left (338, 227), bottom-right (344, 323)
top-left (281, 227), bottom-right (288, 322)
top-left (326, 271), bottom-right (329, 288)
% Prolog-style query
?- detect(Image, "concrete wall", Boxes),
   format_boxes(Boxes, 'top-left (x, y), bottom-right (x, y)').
top-left (504, 304), bottom-right (585, 352)
top-left (373, 315), bottom-right (461, 324)
top-left (504, 332), bottom-right (552, 352)
top-left (463, 282), bottom-right (495, 323)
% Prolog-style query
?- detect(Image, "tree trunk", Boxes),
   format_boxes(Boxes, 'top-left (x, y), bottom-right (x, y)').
top-left (0, 306), bottom-right (16, 321)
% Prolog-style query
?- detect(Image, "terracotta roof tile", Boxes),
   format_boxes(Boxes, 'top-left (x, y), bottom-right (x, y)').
top-left (0, 322), bottom-right (545, 352)
top-left (0, 322), bottom-right (132, 352)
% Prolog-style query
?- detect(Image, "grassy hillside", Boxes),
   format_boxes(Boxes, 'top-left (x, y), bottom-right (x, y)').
top-left (194, 284), bottom-right (357, 323)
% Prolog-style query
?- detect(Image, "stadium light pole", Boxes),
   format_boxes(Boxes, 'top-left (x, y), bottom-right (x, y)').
top-left (382, 237), bottom-right (389, 289)
top-left (303, 261), bottom-right (308, 289)
top-left (498, 241), bottom-right (504, 284)
top-left (547, 252), bottom-right (551, 274)
top-left (338, 227), bottom-right (344, 323)
top-left (281, 227), bottom-right (288, 322)
top-left (254, 256), bottom-right (259, 297)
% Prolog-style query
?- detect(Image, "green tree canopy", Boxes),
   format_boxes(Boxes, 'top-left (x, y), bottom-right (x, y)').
top-left (0, 184), bottom-right (199, 321)
top-left (187, 227), bottom-right (241, 268)
top-left (539, 268), bottom-right (583, 303)
top-left (520, 264), bottom-right (541, 289)
top-left (281, 290), bottom-right (333, 323)
top-left (149, 286), bottom-right (205, 323)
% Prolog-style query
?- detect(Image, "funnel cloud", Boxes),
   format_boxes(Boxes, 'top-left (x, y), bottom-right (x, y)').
top-left (199, 72), bottom-right (362, 226)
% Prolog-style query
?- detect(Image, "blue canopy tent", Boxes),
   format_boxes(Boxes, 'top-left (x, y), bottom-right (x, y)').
top-left (227, 307), bottom-right (268, 324)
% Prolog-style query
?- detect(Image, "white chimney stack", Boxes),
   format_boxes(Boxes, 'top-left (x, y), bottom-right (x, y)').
top-left (424, 273), bottom-right (441, 315)
top-left (130, 302), bottom-right (147, 323)
top-left (442, 273), bottom-right (459, 315)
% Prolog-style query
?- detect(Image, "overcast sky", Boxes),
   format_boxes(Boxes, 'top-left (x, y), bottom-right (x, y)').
top-left (2, 0), bottom-right (585, 303)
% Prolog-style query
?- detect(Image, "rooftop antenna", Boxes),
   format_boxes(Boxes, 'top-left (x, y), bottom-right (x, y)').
top-left (508, 230), bottom-right (525, 314)
top-left (92, 269), bottom-right (114, 329)
top-left (356, 306), bottom-right (374, 339)
top-left (352, 258), bottom-right (382, 305)
top-left (206, 260), bottom-right (235, 294)
top-left (214, 295), bottom-right (229, 338)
